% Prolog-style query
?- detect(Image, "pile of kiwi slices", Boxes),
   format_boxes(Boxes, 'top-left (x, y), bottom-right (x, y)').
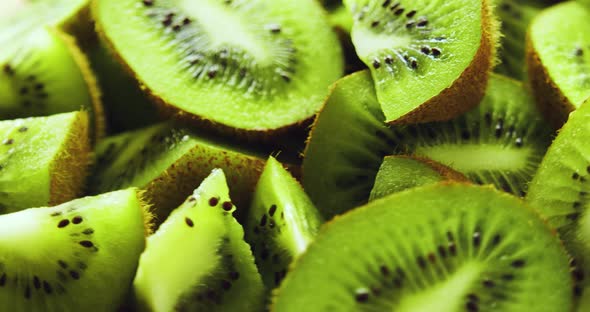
top-left (2, 0), bottom-right (590, 310)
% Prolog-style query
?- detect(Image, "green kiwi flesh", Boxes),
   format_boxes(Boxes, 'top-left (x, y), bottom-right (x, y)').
top-left (133, 169), bottom-right (264, 312)
top-left (89, 122), bottom-right (266, 224)
top-left (0, 111), bottom-right (90, 214)
top-left (494, 0), bottom-right (542, 80)
top-left (273, 183), bottom-right (573, 311)
top-left (344, 0), bottom-right (495, 124)
top-left (245, 156), bottom-right (323, 289)
top-left (94, 0), bottom-right (343, 134)
top-left (369, 155), bottom-right (468, 201)
top-left (0, 188), bottom-right (150, 312)
top-left (526, 98), bottom-right (590, 303)
top-left (304, 71), bottom-right (551, 217)
top-left (527, 1), bottom-right (590, 127)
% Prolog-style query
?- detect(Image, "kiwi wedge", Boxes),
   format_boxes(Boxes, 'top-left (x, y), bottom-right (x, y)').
top-left (369, 155), bottom-right (468, 201)
top-left (133, 169), bottom-right (264, 312)
top-left (526, 98), bottom-right (590, 302)
top-left (0, 111), bottom-right (90, 214)
top-left (93, 0), bottom-right (343, 136)
top-left (344, 0), bottom-right (498, 124)
top-left (245, 156), bottom-right (323, 289)
top-left (495, 0), bottom-right (542, 80)
top-left (304, 71), bottom-right (551, 217)
top-left (273, 183), bottom-right (573, 311)
top-left (526, 1), bottom-right (590, 128)
top-left (0, 1), bottom-right (104, 139)
top-left (0, 188), bottom-right (151, 312)
top-left (89, 122), bottom-right (266, 225)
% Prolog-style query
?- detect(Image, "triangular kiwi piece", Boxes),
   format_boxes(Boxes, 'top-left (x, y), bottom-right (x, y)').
top-left (273, 183), bottom-right (573, 311)
top-left (0, 188), bottom-right (151, 311)
top-left (245, 156), bottom-right (323, 290)
top-left (369, 155), bottom-right (468, 201)
top-left (344, 0), bottom-right (498, 124)
top-left (0, 1), bottom-right (104, 139)
top-left (0, 111), bottom-right (90, 214)
top-left (88, 122), bottom-right (268, 225)
top-left (527, 98), bottom-right (590, 303)
top-left (93, 0), bottom-right (343, 137)
top-left (133, 169), bottom-right (265, 312)
top-left (526, 1), bottom-right (590, 128)
top-left (304, 71), bottom-right (551, 217)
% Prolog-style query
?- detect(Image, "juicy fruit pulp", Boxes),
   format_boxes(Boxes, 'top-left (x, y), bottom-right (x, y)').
top-left (345, 0), bottom-right (495, 124)
top-left (0, 111), bottom-right (90, 213)
top-left (133, 169), bottom-right (264, 312)
top-left (94, 0), bottom-right (343, 133)
top-left (0, 188), bottom-right (149, 312)
top-left (527, 1), bottom-right (590, 127)
top-left (273, 184), bottom-right (573, 311)
top-left (245, 157), bottom-right (323, 289)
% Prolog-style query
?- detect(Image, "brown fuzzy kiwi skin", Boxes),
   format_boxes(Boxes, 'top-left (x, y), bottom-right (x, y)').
top-left (90, 0), bottom-right (340, 144)
top-left (52, 28), bottom-right (106, 142)
top-left (140, 145), bottom-right (267, 226)
top-left (403, 155), bottom-right (470, 182)
top-left (48, 111), bottom-right (92, 207)
top-left (525, 34), bottom-right (573, 129)
top-left (389, 0), bottom-right (500, 125)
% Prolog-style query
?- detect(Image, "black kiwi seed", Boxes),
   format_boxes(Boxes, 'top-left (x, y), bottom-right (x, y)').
top-left (3, 64), bottom-right (14, 75)
top-left (406, 10), bottom-right (416, 18)
top-left (355, 289), bottom-right (370, 303)
top-left (142, 0), bottom-right (154, 6)
top-left (33, 276), bottom-right (40, 289)
top-left (208, 197), bottom-right (219, 206)
top-left (394, 8), bottom-right (404, 15)
top-left (229, 271), bottom-right (240, 280)
top-left (3, 139), bottom-right (13, 145)
top-left (372, 59), bottom-right (381, 69)
top-left (472, 230), bottom-right (481, 247)
top-left (69, 271), bottom-right (80, 280)
top-left (512, 259), bottom-right (526, 268)
top-left (431, 48), bottom-right (441, 57)
top-left (371, 21), bottom-right (380, 28)
top-left (572, 172), bottom-right (580, 180)
top-left (79, 241), bottom-right (94, 248)
top-left (222, 201), bottom-right (233, 211)
top-left (57, 220), bottom-right (70, 228)
top-left (82, 228), bottom-right (94, 235)
top-left (574, 47), bottom-right (584, 57)
top-left (185, 217), bottom-right (194, 227)
top-left (268, 204), bottom-right (277, 216)
top-left (382, 0), bottom-right (391, 7)
top-left (259, 214), bottom-right (267, 226)
top-left (58, 260), bottom-right (68, 269)
top-left (72, 216), bottom-right (83, 224)
top-left (43, 281), bottom-right (52, 294)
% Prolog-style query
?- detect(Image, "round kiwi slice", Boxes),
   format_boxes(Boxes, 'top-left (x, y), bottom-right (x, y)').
top-left (526, 1), bottom-right (590, 128)
top-left (0, 111), bottom-right (90, 214)
top-left (344, 0), bottom-right (498, 124)
top-left (245, 156), bottom-right (323, 290)
top-left (273, 183), bottom-right (573, 311)
top-left (0, 188), bottom-right (151, 312)
top-left (494, 0), bottom-right (542, 80)
top-left (133, 169), bottom-right (264, 311)
top-left (93, 0), bottom-right (343, 137)
top-left (526, 98), bottom-right (590, 303)
top-left (0, 1), bottom-right (104, 139)
top-left (369, 155), bottom-right (468, 201)
top-left (89, 122), bottom-right (267, 225)
top-left (304, 71), bottom-right (551, 217)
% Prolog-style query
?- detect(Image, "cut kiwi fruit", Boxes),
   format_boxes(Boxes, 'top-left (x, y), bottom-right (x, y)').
top-left (304, 71), bottom-right (551, 217)
top-left (369, 155), bottom-right (468, 201)
top-left (133, 169), bottom-right (264, 312)
top-left (0, 111), bottom-right (90, 214)
top-left (245, 156), bottom-right (323, 289)
top-left (526, 1), bottom-right (590, 128)
top-left (93, 0), bottom-right (343, 137)
top-left (273, 183), bottom-right (573, 311)
top-left (88, 122), bottom-right (267, 225)
top-left (344, 0), bottom-right (498, 124)
top-left (494, 0), bottom-right (542, 80)
top-left (526, 98), bottom-right (590, 303)
top-left (0, 188), bottom-right (151, 312)
top-left (0, 2), bottom-right (104, 139)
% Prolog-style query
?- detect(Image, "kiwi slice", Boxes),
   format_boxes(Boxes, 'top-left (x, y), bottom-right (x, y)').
top-left (494, 0), bottom-right (542, 80)
top-left (344, 0), bottom-right (498, 124)
top-left (0, 2), bottom-right (104, 139)
top-left (369, 155), bottom-right (468, 201)
top-left (89, 122), bottom-right (267, 225)
top-left (273, 183), bottom-right (573, 311)
top-left (526, 1), bottom-right (590, 128)
top-left (0, 111), bottom-right (90, 214)
top-left (93, 0), bottom-right (343, 136)
top-left (526, 98), bottom-right (590, 302)
top-left (245, 156), bottom-right (323, 289)
top-left (0, 188), bottom-right (151, 312)
top-left (133, 169), bottom-right (264, 311)
top-left (304, 71), bottom-right (551, 217)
